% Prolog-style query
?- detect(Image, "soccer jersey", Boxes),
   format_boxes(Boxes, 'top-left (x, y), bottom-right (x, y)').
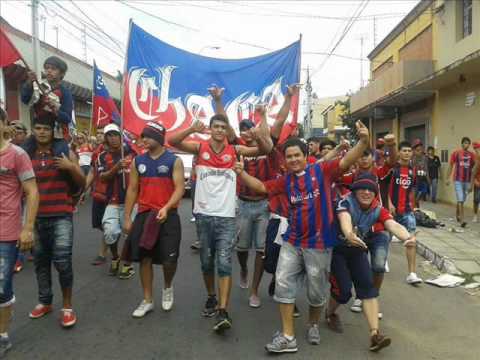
top-left (389, 164), bottom-right (416, 215)
top-left (97, 148), bottom-right (134, 205)
top-left (264, 159), bottom-right (342, 249)
top-left (77, 143), bottom-right (93, 167)
top-left (450, 150), bottom-right (475, 182)
top-left (194, 141), bottom-right (237, 217)
top-left (136, 150), bottom-right (178, 213)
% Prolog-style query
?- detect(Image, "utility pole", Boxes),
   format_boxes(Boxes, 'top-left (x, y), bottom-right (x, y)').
top-left (360, 35), bottom-right (365, 88)
top-left (373, 16), bottom-right (377, 47)
top-left (53, 25), bottom-right (59, 48)
top-left (41, 15), bottom-right (46, 41)
top-left (305, 67), bottom-right (312, 138)
top-left (81, 24), bottom-right (87, 62)
top-left (31, 0), bottom-right (41, 77)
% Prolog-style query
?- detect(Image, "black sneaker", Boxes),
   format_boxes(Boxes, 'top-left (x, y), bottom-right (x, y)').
top-left (213, 310), bottom-right (232, 332)
top-left (293, 304), bottom-right (301, 318)
top-left (202, 295), bottom-right (218, 317)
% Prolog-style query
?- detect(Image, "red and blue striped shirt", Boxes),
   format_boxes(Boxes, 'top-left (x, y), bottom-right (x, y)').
top-left (389, 164), bottom-right (416, 215)
top-left (264, 159), bottom-right (341, 249)
top-left (450, 150), bottom-right (475, 183)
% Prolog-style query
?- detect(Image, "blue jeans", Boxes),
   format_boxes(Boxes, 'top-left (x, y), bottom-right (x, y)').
top-left (430, 178), bottom-right (438, 202)
top-left (236, 199), bottom-right (269, 252)
top-left (394, 212), bottom-right (416, 233)
top-left (0, 242), bottom-right (18, 306)
top-left (455, 181), bottom-right (470, 203)
top-left (365, 231), bottom-right (391, 274)
top-left (196, 214), bottom-right (236, 277)
top-left (34, 217), bottom-right (73, 305)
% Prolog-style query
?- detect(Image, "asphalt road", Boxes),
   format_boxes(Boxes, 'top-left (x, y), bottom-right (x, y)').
top-left (7, 198), bottom-right (480, 360)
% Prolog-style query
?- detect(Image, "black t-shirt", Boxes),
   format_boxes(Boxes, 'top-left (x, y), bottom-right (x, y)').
top-left (427, 155), bottom-right (441, 179)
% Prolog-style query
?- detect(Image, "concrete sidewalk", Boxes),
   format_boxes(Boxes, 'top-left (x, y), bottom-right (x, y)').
top-left (414, 200), bottom-right (480, 282)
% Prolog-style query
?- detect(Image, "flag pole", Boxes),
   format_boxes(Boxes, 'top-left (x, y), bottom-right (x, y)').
top-left (119, 19), bottom-right (133, 189)
top-left (89, 61), bottom-right (95, 138)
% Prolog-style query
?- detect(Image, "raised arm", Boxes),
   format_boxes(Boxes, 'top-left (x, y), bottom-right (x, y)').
top-left (339, 120), bottom-right (370, 172)
top-left (208, 86), bottom-right (237, 143)
top-left (319, 138), bottom-right (349, 163)
top-left (168, 121), bottom-right (203, 154)
top-left (383, 134), bottom-right (397, 166)
top-left (123, 159), bottom-right (139, 234)
top-left (270, 84), bottom-right (300, 140)
top-left (233, 157), bottom-right (268, 194)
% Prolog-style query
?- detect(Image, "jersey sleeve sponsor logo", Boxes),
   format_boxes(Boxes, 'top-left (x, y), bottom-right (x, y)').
top-left (222, 154), bottom-right (232, 163)
top-left (202, 152), bottom-right (210, 161)
top-left (138, 163), bottom-right (147, 174)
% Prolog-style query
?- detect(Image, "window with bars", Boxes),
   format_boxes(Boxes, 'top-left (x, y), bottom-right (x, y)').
top-left (463, 0), bottom-right (473, 38)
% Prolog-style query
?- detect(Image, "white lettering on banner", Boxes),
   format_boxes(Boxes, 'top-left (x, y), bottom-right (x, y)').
top-left (126, 67), bottom-right (293, 135)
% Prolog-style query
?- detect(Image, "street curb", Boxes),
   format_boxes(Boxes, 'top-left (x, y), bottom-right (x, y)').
top-left (416, 240), bottom-right (462, 275)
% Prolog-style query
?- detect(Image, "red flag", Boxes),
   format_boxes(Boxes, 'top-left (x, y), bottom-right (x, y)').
top-left (0, 27), bottom-right (21, 68)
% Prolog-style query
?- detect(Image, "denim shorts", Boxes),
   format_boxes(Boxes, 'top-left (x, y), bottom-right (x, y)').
top-left (196, 214), bottom-right (236, 277)
top-left (102, 204), bottom-right (137, 245)
top-left (236, 199), bottom-right (269, 252)
top-left (0, 242), bottom-right (18, 306)
top-left (365, 231), bottom-right (391, 273)
top-left (395, 212), bottom-right (416, 233)
top-left (274, 242), bottom-right (332, 307)
top-left (455, 181), bottom-right (470, 203)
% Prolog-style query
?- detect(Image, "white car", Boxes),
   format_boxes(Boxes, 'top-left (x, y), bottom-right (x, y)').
top-left (175, 153), bottom-right (194, 195)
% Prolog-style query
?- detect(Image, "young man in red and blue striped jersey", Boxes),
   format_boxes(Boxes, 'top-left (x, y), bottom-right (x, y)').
top-left (25, 114), bottom-right (85, 328)
top-left (388, 141), bottom-right (422, 285)
top-left (234, 120), bottom-right (370, 354)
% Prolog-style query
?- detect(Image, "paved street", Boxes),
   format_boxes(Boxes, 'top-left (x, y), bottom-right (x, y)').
top-left (7, 199), bottom-right (480, 360)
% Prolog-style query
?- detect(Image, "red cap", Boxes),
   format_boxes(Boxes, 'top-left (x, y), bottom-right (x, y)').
top-left (413, 139), bottom-right (423, 148)
top-left (376, 138), bottom-right (385, 145)
top-left (473, 142), bottom-right (480, 150)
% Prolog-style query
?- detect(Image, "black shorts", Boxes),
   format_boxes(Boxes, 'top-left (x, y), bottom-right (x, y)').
top-left (126, 210), bottom-right (181, 265)
top-left (92, 200), bottom-right (107, 230)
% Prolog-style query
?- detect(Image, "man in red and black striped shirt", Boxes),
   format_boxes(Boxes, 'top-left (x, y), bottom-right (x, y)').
top-left (388, 141), bottom-right (422, 285)
top-left (26, 114), bottom-right (85, 328)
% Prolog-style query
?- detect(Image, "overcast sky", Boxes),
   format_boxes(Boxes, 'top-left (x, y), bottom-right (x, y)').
top-left (0, 0), bottom-right (419, 100)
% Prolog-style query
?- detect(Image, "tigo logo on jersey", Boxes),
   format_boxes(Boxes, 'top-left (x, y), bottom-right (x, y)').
top-left (395, 177), bottom-right (412, 188)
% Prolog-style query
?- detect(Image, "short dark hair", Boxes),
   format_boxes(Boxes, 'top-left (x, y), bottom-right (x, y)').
top-left (320, 139), bottom-right (336, 151)
top-left (307, 136), bottom-right (320, 144)
top-left (0, 107), bottom-right (7, 123)
top-left (461, 137), bottom-right (471, 144)
top-left (209, 114), bottom-right (228, 127)
top-left (362, 148), bottom-right (373, 157)
top-left (427, 146), bottom-right (434, 152)
top-left (398, 141), bottom-right (412, 150)
top-left (283, 137), bottom-right (307, 156)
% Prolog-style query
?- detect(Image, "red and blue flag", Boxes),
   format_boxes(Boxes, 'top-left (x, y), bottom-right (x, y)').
top-left (92, 62), bottom-right (121, 131)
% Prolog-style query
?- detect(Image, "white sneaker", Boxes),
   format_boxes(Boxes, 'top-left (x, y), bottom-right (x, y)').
top-left (385, 260), bottom-right (390, 273)
top-left (132, 300), bottom-right (154, 318)
top-left (190, 217), bottom-right (196, 222)
top-left (473, 215), bottom-right (478, 223)
top-left (406, 272), bottom-right (423, 285)
top-left (350, 299), bottom-right (362, 313)
top-left (378, 312), bottom-right (383, 320)
top-left (162, 287), bottom-right (174, 311)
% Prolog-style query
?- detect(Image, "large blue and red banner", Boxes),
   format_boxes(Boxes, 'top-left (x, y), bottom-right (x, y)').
top-left (92, 62), bottom-right (120, 132)
top-left (122, 22), bottom-right (301, 142)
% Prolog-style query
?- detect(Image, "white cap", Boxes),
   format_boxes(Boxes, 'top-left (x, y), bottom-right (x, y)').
top-left (104, 123), bottom-right (121, 134)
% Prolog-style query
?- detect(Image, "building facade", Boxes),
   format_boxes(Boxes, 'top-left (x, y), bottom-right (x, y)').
top-left (350, 0), bottom-right (479, 207)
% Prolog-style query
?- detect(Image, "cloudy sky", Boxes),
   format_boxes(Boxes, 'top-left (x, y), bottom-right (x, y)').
top-left (0, 0), bottom-right (419, 100)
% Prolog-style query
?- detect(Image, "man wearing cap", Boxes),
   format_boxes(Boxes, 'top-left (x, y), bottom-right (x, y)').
top-left (9, 121), bottom-right (28, 146)
top-left (325, 173), bottom-right (416, 352)
top-left (97, 123), bottom-right (136, 279)
top-left (446, 137), bottom-right (475, 227)
top-left (26, 113), bottom-right (85, 328)
top-left (412, 139), bottom-right (430, 208)
top-left (123, 122), bottom-right (184, 317)
top-left (471, 142), bottom-right (480, 223)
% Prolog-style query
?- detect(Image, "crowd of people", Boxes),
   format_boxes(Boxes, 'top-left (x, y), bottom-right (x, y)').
top-left (0, 55), bottom-right (479, 358)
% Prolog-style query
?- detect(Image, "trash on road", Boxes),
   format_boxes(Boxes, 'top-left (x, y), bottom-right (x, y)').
top-left (464, 283), bottom-right (480, 290)
top-left (425, 274), bottom-right (466, 288)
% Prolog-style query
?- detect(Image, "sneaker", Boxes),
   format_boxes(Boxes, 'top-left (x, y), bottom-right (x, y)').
top-left (385, 260), bottom-right (390, 273)
top-left (190, 241), bottom-right (201, 250)
top-left (91, 255), bottom-right (106, 266)
top-left (473, 215), bottom-right (478, 223)
top-left (265, 332), bottom-right (298, 353)
top-left (239, 270), bottom-right (248, 289)
top-left (249, 294), bottom-right (261, 308)
top-left (0, 336), bottom-right (12, 357)
top-left (406, 272), bottom-right (423, 285)
top-left (326, 313), bottom-right (344, 333)
top-left (293, 304), bottom-right (301, 318)
top-left (461, 222), bottom-right (467, 228)
top-left (369, 332), bottom-right (391, 352)
top-left (132, 300), bottom-right (154, 318)
top-left (268, 279), bottom-right (275, 297)
top-left (202, 295), bottom-right (218, 317)
top-left (109, 259), bottom-right (120, 276)
top-left (350, 298), bottom-right (362, 313)
top-left (306, 324), bottom-right (321, 345)
top-left (162, 287), bottom-right (174, 311)
top-left (213, 310), bottom-right (232, 332)
top-left (29, 304), bottom-right (53, 319)
top-left (378, 312), bottom-right (383, 320)
top-left (190, 217), bottom-right (196, 222)
top-left (118, 264), bottom-right (135, 279)
top-left (61, 308), bottom-right (77, 328)
top-left (14, 260), bottom-right (23, 273)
